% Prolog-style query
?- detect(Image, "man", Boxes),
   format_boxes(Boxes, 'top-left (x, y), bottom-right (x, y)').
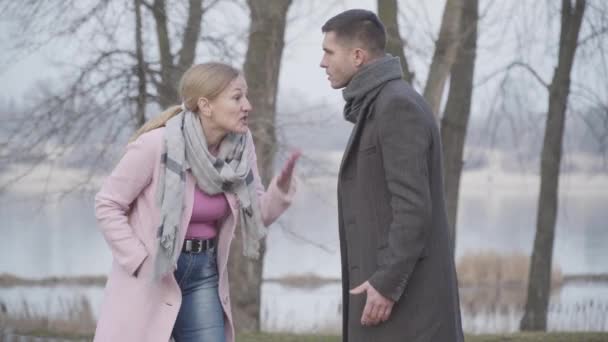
top-left (320, 9), bottom-right (464, 342)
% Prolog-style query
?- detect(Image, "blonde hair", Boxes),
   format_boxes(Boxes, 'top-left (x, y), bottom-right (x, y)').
top-left (130, 62), bottom-right (241, 142)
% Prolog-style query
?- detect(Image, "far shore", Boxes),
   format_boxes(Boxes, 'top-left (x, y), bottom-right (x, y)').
top-left (2, 272), bottom-right (608, 289)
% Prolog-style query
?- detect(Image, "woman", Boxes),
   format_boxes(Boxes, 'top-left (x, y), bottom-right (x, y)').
top-left (93, 62), bottom-right (299, 342)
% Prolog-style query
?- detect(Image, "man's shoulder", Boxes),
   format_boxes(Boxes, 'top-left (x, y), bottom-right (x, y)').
top-left (375, 79), bottom-right (434, 121)
top-left (377, 79), bottom-right (422, 102)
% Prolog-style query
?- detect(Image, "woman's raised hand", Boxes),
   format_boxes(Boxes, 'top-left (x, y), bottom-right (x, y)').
top-left (276, 150), bottom-right (301, 193)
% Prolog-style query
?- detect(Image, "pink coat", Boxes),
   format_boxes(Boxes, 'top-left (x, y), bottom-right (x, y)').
top-left (93, 128), bottom-right (295, 342)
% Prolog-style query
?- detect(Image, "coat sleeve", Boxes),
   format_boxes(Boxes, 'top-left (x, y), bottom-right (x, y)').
top-left (368, 94), bottom-right (432, 302)
top-left (246, 131), bottom-right (296, 227)
top-left (94, 132), bottom-right (160, 276)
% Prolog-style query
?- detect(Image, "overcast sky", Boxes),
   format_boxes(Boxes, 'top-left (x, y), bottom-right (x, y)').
top-left (1, 0), bottom-right (605, 125)
top-left (0, 1), bottom-right (444, 110)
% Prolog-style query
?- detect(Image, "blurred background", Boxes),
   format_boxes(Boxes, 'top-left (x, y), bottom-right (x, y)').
top-left (1, 0), bottom-right (607, 339)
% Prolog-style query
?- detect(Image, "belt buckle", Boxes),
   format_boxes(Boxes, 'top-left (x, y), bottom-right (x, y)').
top-left (192, 239), bottom-right (203, 253)
top-left (184, 239), bottom-right (213, 253)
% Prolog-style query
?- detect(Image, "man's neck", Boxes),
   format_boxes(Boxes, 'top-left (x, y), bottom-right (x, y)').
top-left (359, 53), bottom-right (384, 68)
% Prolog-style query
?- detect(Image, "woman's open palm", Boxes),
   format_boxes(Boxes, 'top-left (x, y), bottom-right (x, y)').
top-left (276, 150), bottom-right (301, 193)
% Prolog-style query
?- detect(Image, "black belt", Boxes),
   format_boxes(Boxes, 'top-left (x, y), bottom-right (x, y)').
top-left (182, 238), bottom-right (216, 253)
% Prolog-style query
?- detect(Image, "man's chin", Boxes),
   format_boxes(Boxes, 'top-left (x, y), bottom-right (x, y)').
top-left (330, 81), bottom-right (346, 89)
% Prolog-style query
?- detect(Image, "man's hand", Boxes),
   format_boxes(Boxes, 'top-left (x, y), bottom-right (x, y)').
top-left (350, 281), bottom-right (395, 326)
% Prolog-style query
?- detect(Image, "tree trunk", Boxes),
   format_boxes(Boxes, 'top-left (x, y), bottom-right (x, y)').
top-left (151, 0), bottom-right (203, 108)
top-left (377, 0), bottom-right (414, 83)
top-left (440, 0), bottom-right (478, 253)
top-left (151, 0), bottom-right (178, 108)
top-left (134, 0), bottom-right (147, 128)
top-left (423, 0), bottom-right (463, 121)
top-left (176, 0), bottom-right (203, 74)
top-left (228, 0), bottom-right (292, 332)
top-left (520, 0), bottom-right (586, 331)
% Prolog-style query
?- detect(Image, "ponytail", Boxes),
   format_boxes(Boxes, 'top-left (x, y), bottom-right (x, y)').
top-left (129, 105), bottom-right (182, 142)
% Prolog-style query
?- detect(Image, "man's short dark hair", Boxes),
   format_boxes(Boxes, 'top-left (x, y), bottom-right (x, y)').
top-left (322, 9), bottom-right (386, 55)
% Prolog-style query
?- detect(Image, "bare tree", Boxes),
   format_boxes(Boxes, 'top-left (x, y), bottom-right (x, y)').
top-left (134, 0), bottom-right (147, 127)
top-left (440, 0), bottom-right (479, 249)
top-left (521, 0), bottom-right (587, 331)
top-left (377, 0), bottom-right (414, 83)
top-left (228, 0), bottom-right (292, 332)
top-left (423, 0), bottom-right (463, 120)
top-left (149, 0), bottom-right (204, 108)
top-left (0, 0), bottom-right (232, 195)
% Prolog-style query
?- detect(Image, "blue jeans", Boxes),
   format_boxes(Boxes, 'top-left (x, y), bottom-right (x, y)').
top-left (172, 248), bottom-right (226, 342)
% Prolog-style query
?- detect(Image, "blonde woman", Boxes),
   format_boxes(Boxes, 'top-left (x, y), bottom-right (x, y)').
top-left (94, 62), bottom-right (299, 342)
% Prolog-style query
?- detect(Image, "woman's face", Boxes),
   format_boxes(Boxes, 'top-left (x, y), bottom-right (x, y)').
top-left (205, 75), bottom-right (252, 135)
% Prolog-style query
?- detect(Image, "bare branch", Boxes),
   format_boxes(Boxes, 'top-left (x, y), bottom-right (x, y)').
top-left (577, 25), bottom-right (608, 46)
top-left (510, 61), bottom-right (550, 89)
top-left (476, 61), bottom-right (550, 89)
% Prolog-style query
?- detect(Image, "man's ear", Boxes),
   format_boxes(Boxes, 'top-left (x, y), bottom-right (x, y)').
top-left (353, 48), bottom-right (368, 68)
top-left (197, 97), bottom-right (212, 117)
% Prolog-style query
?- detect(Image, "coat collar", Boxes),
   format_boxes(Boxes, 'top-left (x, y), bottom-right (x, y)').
top-left (339, 113), bottom-right (367, 177)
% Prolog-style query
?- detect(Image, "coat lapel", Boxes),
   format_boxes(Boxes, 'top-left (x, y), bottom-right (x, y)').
top-left (217, 193), bottom-right (238, 274)
top-left (339, 116), bottom-right (366, 177)
top-left (178, 173), bottom-right (196, 248)
top-left (338, 84), bottom-right (384, 177)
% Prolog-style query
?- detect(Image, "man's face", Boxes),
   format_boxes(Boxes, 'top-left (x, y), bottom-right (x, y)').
top-left (320, 31), bottom-right (358, 89)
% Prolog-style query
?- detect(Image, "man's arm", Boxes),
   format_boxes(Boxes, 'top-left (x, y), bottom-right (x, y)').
top-left (368, 93), bottom-right (433, 302)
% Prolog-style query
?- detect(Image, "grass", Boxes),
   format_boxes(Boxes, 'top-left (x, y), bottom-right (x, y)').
top-left (238, 332), bottom-right (608, 341)
top-left (0, 273), bottom-right (106, 287)
top-left (456, 251), bottom-right (563, 289)
top-left (237, 332), bottom-right (608, 341)
top-left (465, 332), bottom-right (608, 341)
top-left (238, 332), bottom-right (341, 341)
top-left (5, 332), bottom-right (607, 341)
top-left (0, 297), bottom-right (96, 339)
top-left (3, 250), bottom-right (607, 340)
top-left (264, 273), bottom-right (339, 288)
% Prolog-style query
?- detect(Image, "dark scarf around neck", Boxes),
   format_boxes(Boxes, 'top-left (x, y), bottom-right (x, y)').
top-left (342, 55), bottom-right (403, 124)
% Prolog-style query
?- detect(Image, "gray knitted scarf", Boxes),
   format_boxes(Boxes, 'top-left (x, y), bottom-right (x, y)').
top-left (154, 110), bottom-right (266, 280)
top-left (343, 55), bottom-right (403, 124)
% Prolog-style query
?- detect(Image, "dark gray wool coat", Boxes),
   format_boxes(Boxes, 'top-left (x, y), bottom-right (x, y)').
top-left (337, 57), bottom-right (464, 342)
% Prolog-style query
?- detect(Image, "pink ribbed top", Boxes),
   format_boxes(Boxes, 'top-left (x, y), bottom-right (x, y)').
top-left (186, 185), bottom-right (229, 239)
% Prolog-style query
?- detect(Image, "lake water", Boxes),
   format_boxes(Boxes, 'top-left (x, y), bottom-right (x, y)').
top-left (1, 168), bottom-right (607, 334)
